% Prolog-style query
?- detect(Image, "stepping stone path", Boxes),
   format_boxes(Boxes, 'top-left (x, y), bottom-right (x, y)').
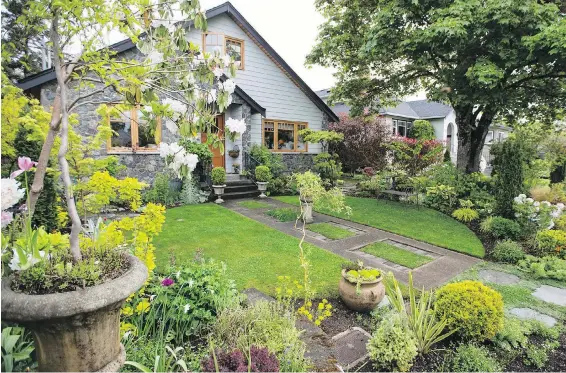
top-left (510, 308), bottom-right (557, 327)
top-left (332, 327), bottom-right (371, 370)
top-left (532, 285), bottom-right (566, 306)
top-left (478, 269), bottom-right (520, 285)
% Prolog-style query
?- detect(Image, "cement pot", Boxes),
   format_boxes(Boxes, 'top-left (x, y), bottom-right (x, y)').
top-left (256, 182), bottom-right (268, 198)
top-left (339, 269), bottom-right (385, 312)
top-left (1, 254), bottom-right (148, 372)
top-left (300, 196), bottom-right (314, 223)
top-left (213, 185), bottom-right (226, 204)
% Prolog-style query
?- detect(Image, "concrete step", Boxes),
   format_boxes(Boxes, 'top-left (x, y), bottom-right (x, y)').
top-left (222, 190), bottom-right (261, 200)
top-left (224, 184), bottom-right (258, 193)
top-left (225, 179), bottom-right (254, 186)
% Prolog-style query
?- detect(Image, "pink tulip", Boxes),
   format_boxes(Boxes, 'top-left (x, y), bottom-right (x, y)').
top-left (10, 157), bottom-right (38, 179)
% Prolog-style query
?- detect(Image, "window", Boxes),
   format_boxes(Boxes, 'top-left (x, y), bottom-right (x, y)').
top-left (262, 119), bottom-right (308, 152)
top-left (202, 33), bottom-right (245, 69)
top-left (392, 119), bottom-right (412, 137)
top-left (498, 132), bottom-right (507, 142)
top-left (486, 131), bottom-right (494, 143)
top-left (107, 106), bottom-right (161, 153)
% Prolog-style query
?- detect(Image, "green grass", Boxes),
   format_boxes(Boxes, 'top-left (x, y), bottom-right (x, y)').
top-left (265, 207), bottom-right (299, 222)
top-left (237, 200), bottom-right (271, 209)
top-left (307, 222), bottom-right (355, 240)
top-left (275, 196), bottom-right (485, 257)
top-left (361, 241), bottom-right (433, 269)
top-left (153, 204), bottom-right (345, 296)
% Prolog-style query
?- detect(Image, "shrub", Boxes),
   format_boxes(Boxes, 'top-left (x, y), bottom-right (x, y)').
top-left (449, 344), bottom-right (501, 372)
top-left (201, 346), bottom-right (279, 372)
top-left (492, 240), bottom-right (525, 263)
top-left (143, 171), bottom-right (180, 206)
top-left (266, 208), bottom-right (299, 222)
top-left (434, 281), bottom-right (504, 341)
top-left (329, 113), bottom-right (391, 173)
top-left (249, 144), bottom-right (285, 177)
top-left (531, 183), bottom-right (566, 204)
top-left (367, 313), bottom-right (418, 372)
top-left (518, 255), bottom-right (566, 281)
top-left (211, 302), bottom-right (307, 372)
top-left (491, 138), bottom-right (527, 218)
top-left (389, 136), bottom-right (444, 176)
top-left (408, 119), bottom-right (436, 140)
top-left (452, 200), bottom-right (479, 223)
top-left (425, 184), bottom-right (457, 213)
top-left (255, 165), bottom-right (271, 182)
top-left (211, 167), bottom-right (226, 185)
top-left (480, 216), bottom-right (521, 240)
top-left (535, 229), bottom-right (566, 257)
top-left (493, 316), bottom-right (530, 353)
top-left (267, 175), bottom-right (293, 196)
top-left (313, 152), bottom-right (343, 187)
top-left (556, 214), bottom-right (566, 231)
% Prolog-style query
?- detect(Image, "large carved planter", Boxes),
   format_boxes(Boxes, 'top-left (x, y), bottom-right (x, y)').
top-left (1, 254), bottom-right (148, 372)
top-left (213, 185), bottom-right (226, 204)
top-left (339, 269), bottom-right (385, 312)
top-left (256, 182), bottom-right (268, 198)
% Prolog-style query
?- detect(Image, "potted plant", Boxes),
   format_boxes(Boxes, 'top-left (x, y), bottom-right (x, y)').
top-left (294, 171), bottom-right (325, 223)
top-left (212, 166), bottom-right (227, 203)
top-left (339, 262), bottom-right (385, 312)
top-left (228, 145), bottom-right (240, 158)
top-left (233, 163), bottom-right (241, 174)
top-left (255, 165), bottom-right (271, 198)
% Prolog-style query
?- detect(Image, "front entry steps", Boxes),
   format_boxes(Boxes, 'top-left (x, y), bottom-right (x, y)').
top-left (223, 177), bottom-right (260, 200)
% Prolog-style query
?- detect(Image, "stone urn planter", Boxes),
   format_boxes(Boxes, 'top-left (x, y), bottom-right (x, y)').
top-left (213, 185), bottom-right (226, 204)
top-left (300, 196), bottom-right (314, 223)
top-left (256, 182), bottom-right (268, 198)
top-left (339, 268), bottom-right (385, 312)
top-left (1, 254), bottom-right (148, 372)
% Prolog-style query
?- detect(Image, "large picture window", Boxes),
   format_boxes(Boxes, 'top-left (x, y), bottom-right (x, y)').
top-left (262, 119), bottom-right (308, 152)
top-left (202, 32), bottom-right (245, 69)
top-left (107, 106), bottom-right (161, 153)
top-left (392, 119), bottom-right (413, 137)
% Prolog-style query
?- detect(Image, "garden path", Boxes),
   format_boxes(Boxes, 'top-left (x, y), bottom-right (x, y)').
top-left (224, 198), bottom-right (481, 289)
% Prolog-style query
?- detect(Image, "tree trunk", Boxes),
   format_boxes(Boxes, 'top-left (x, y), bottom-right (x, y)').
top-left (455, 105), bottom-right (496, 173)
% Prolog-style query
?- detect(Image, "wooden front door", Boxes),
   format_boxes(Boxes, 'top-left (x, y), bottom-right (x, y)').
top-left (201, 115), bottom-right (225, 168)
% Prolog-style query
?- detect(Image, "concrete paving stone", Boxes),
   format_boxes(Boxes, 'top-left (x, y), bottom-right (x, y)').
top-left (242, 288), bottom-right (275, 306)
top-left (510, 308), bottom-right (557, 327)
top-left (332, 327), bottom-right (371, 370)
top-left (532, 285), bottom-right (566, 306)
top-left (478, 269), bottom-right (521, 285)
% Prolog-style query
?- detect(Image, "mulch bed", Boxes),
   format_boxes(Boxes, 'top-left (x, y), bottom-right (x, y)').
top-left (317, 298), bottom-right (374, 338)
top-left (505, 333), bottom-right (566, 372)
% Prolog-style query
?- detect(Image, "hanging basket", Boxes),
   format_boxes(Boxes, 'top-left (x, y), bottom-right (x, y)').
top-left (228, 150), bottom-right (240, 158)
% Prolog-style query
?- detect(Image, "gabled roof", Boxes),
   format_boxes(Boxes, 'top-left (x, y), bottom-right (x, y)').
top-left (17, 2), bottom-right (339, 122)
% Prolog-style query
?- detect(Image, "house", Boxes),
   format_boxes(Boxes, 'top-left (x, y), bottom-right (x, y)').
top-left (17, 2), bottom-right (339, 183)
top-left (316, 89), bottom-right (511, 169)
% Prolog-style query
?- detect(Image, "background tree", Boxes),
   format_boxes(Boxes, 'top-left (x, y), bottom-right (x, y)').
top-left (307, 0), bottom-right (566, 173)
top-left (491, 138), bottom-right (527, 218)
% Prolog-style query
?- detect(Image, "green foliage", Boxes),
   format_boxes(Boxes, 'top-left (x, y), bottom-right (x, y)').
top-left (211, 301), bottom-right (308, 372)
top-left (179, 177), bottom-right (206, 205)
top-left (385, 272), bottom-right (455, 354)
top-left (77, 171), bottom-right (147, 213)
top-left (409, 120), bottom-right (436, 140)
top-left (1, 326), bottom-right (35, 372)
top-left (452, 207), bottom-right (479, 223)
top-left (254, 165), bottom-right (271, 182)
top-left (389, 137), bottom-right (444, 176)
top-left (449, 344), bottom-right (501, 372)
top-left (267, 175), bottom-right (294, 196)
top-left (313, 152), bottom-right (343, 187)
top-left (294, 171), bottom-right (351, 215)
top-left (480, 216), bottom-right (521, 240)
top-left (518, 255), bottom-right (566, 281)
top-left (266, 208), bottom-right (299, 222)
top-left (425, 185), bottom-right (457, 213)
top-left (358, 174), bottom-right (388, 194)
top-left (434, 281), bottom-right (504, 341)
top-left (491, 138), bottom-right (527, 218)
top-left (535, 229), bottom-right (566, 257)
top-left (491, 240), bottom-right (525, 264)
top-left (367, 313), bottom-right (418, 372)
top-left (298, 128), bottom-right (343, 152)
top-left (249, 144), bottom-right (285, 177)
top-left (179, 139), bottom-right (213, 163)
top-left (211, 167), bottom-right (226, 186)
top-left (362, 242), bottom-right (432, 269)
top-left (493, 317), bottom-right (530, 353)
top-left (555, 214), bottom-right (566, 231)
top-left (143, 172), bottom-right (180, 207)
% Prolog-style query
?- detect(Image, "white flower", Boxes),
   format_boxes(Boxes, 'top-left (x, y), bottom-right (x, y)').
top-left (525, 198), bottom-right (534, 204)
top-left (557, 203), bottom-right (565, 210)
top-left (9, 249), bottom-right (46, 271)
top-left (188, 279), bottom-right (194, 288)
top-left (222, 54), bottom-right (231, 66)
top-left (518, 194), bottom-right (527, 199)
top-left (183, 303), bottom-right (191, 313)
top-left (159, 142), bottom-right (170, 158)
top-left (165, 119), bottom-right (178, 135)
top-left (221, 79), bottom-right (236, 94)
top-left (207, 89), bottom-right (217, 104)
top-left (1, 211), bottom-right (13, 228)
top-left (212, 66), bottom-right (224, 78)
top-left (533, 201), bottom-right (540, 207)
top-left (144, 105), bottom-right (152, 113)
top-left (153, 19), bottom-right (176, 32)
top-left (225, 117), bottom-right (246, 135)
top-left (162, 98), bottom-right (186, 116)
top-left (1, 178), bottom-right (25, 210)
top-left (548, 220), bottom-right (555, 230)
top-left (542, 201), bottom-right (551, 207)
top-left (146, 50), bottom-right (164, 64)
top-left (175, 270), bottom-right (181, 279)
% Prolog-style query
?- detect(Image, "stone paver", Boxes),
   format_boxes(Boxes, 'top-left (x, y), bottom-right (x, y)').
top-left (242, 288), bottom-right (275, 306)
top-left (510, 308), bottom-right (557, 327)
top-left (478, 269), bottom-right (520, 285)
top-left (225, 198), bottom-right (481, 289)
top-left (532, 285), bottom-right (566, 306)
top-left (332, 327), bottom-right (371, 370)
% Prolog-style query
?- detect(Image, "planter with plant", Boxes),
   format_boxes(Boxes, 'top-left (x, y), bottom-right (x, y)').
top-left (339, 261), bottom-right (384, 312)
top-left (232, 163), bottom-right (240, 174)
top-left (255, 165), bottom-right (272, 198)
top-left (212, 167), bottom-right (227, 203)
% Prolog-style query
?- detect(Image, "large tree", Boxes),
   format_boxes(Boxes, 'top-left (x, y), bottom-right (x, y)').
top-left (307, 0), bottom-right (566, 173)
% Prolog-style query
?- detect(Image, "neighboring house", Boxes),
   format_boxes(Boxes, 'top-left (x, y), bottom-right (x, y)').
top-left (316, 89), bottom-right (511, 169)
top-left (17, 2), bottom-right (339, 183)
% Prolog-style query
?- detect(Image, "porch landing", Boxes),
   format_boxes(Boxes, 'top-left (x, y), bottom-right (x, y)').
top-left (223, 197), bottom-right (481, 289)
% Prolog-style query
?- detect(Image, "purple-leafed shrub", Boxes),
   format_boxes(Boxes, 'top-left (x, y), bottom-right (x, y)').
top-left (201, 346), bottom-right (280, 372)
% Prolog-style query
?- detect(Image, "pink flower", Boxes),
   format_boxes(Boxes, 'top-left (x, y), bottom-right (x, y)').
top-left (10, 157), bottom-right (37, 178)
top-left (161, 278), bottom-right (174, 286)
top-left (1, 211), bottom-right (13, 228)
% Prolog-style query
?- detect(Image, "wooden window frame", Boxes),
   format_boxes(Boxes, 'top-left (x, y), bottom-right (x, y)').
top-left (106, 105), bottom-right (162, 154)
top-left (262, 118), bottom-right (308, 153)
top-left (202, 32), bottom-right (245, 70)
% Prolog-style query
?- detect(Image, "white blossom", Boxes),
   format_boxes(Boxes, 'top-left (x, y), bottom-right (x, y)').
top-left (525, 197), bottom-right (534, 204)
top-left (159, 142), bottom-right (199, 178)
top-left (1, 178), bottom-right (25, 211)
top-left (207, 89), bottom-right (217, 104)
top-left (221, 79), bottom-right (236, 94)
top-left (146, 50), bottom-right (164, 64)
top-left (144, 105), bottom-right (153, 113)
top-left (162, 98), bottom-right (186, 115)
top-left (164, 119), bottom-right (178, 135)
top-left (9, 249), bottom-right (46, 271)
top-left (212, 66), bottom-right (224, 78)
top-left (183, 303), bottom-right (191, 313)
top-left (225, 117), bottom-right (246, 135)
top-left (222, 54), bottom-right (231, 66)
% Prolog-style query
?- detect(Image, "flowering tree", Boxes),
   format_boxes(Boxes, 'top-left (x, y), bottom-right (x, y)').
top-left (21, 0), bottom-right (243, 260)
top-left (388, 137), bottom-right (444, 176)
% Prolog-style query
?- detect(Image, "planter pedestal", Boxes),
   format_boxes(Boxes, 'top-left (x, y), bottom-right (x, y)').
top-left (256, 182), bottom-right (268, 198)
top-left (213, 185), bottom-right (226, 204)
top-left (300, 197), bottom-right (314, 223)
top-left (1, 255), bottom-right (147, 372)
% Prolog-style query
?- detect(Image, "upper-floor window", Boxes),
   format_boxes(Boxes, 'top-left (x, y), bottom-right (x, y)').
top-left (203, 32), bottom-right (244, 69)
top-left (392, 119), bottom-right (413, 137)
top-left (107, 106), bottom-right (161, 153)
top-left (262, 119), bottom-right (307, 152)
